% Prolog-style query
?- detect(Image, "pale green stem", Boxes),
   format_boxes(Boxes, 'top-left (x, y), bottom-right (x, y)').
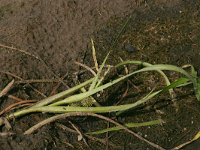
top-left (116, 61), bottom-right (175, 98)
top-left (87, 119), bottom-right (162, 135)
top-left (32, 78), bottom-right (94, 107)
top-left (7, 91), bottom-right (160, 120)
top-left (51, 64), bottom-right (193, 106)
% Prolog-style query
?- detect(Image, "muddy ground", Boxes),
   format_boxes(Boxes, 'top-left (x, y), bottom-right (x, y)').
top-left (1, 0), bottom-right (200, 150)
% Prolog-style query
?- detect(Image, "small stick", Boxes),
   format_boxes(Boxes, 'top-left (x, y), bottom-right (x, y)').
top-left (0, 43), bottom-right (40, 59)
top-left (0, 71), bottom-right (47, 98)
top-left (74, 65), bottom-right (113, 76)
top-left (115, 83), bottom-right (129, 105)
top-left (12, 103), bottom-right (34, 109)
top-left (24, 112), bottom-right (165, 150)
top-left (105, 122), bottom-right (110, 150)
top-left (0, 79), bottom-right (15, 98)
top-left (119, 57), bottom-right (129, 74)
top-left (75, 61), bottom-right (96, 76)
top-left (0, 43), bottom-right (70, 90)
top-left (0, 132), bottom-right (15, 137)
top-left (0, 100), bottom-right (37, 116)
top-left (69, 121), bottom-right (89, 147)
top-left (50, 72), bottom-right (68, 96)
top-left (91, 39), bottom-right (99, 72)
top-left (69, 121), bottom-right (83, 141)
top-left (8, 95), bottom-right (27, 102)
top-left (0, 118), bottom-right (12, 130)
top-left (16, 79), bottom-right (61, 84)
top-left (56, 123), bottom-right (118, 148)
top-left (35, 56), bottom-right (70, 89)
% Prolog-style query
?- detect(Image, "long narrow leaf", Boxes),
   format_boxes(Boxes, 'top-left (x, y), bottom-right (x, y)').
top-left (87, 119), bottom-right (162, 135)
top-left (116, 60), bottom-right (175, 98)
top-left (51, 63), bottom-right (197, 106)
top-left (89, 52), bottom-right (110, 91)
top-left (7, 91), bottom-right (160, 119)
top-left (160, 77), bottom-right (190, 94)
top-left (33, 78), bottom-right (94, 107)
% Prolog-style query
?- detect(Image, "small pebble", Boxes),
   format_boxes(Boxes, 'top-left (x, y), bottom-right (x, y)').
top-left (123, 43), bottom-right (136, 53)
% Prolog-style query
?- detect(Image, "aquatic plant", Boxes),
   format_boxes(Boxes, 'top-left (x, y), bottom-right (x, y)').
top-left (0, 53), bottom-right (198, 127)
top-left (0, 42), bottom-right (199, 150)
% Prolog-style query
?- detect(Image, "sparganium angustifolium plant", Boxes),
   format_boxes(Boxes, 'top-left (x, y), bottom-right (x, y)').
top-left (0, 46), bottom-right (199, 140)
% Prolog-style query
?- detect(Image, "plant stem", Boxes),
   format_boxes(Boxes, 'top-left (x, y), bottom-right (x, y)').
top-left (32, 78), bottom-right (94, 107)
top-left (7, 91), bottom-right (160, 120)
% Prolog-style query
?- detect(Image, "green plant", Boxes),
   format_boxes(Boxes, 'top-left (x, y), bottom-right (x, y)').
top-left (0, 57), bottom-right (198, 124)
top-left (0, 44), bottom-right (199, 150)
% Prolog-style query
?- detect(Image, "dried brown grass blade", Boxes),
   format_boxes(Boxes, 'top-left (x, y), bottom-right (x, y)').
top-left (0, 79), bottom-right (14, 98)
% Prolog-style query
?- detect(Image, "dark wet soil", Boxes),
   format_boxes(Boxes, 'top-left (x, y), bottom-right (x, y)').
top-left (1, 0), bottom-right (200, 150)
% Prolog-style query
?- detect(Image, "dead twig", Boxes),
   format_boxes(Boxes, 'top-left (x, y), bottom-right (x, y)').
top-left (56, 123), bottom-right (118, 148)
top-left (0, 100), bottom-right (37, 116)
top-left (50, 72), bottom-right (69, 96)
top-left (74, 65), bottom-right (113, 76)
top-left (0, 117), bottom-right (12, 130)
top-left (0, 71), bottom-right (47, 98)
top-left (8, 95), bottom-right (27, 102)
top-left (75, 61), bottom-right (96, 76)
top-left (0, 43), bottom-right (40, 59)
top-left (0, 79), bottom-right (15, 98)
top-left (24, 112), bottom-right (165, 150)
top-left (38, 57), bottom-right (70, 89)
top-left (16, 79), bottom-right (61, 84)
top-left (106, 122), bottom-right (110, 150)
top-left (69, 121), bottom-right (89, 147)
top-left (0, 132), bottom-right (15, 137)
top-left (0, 43), bottom-right (70, 90)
